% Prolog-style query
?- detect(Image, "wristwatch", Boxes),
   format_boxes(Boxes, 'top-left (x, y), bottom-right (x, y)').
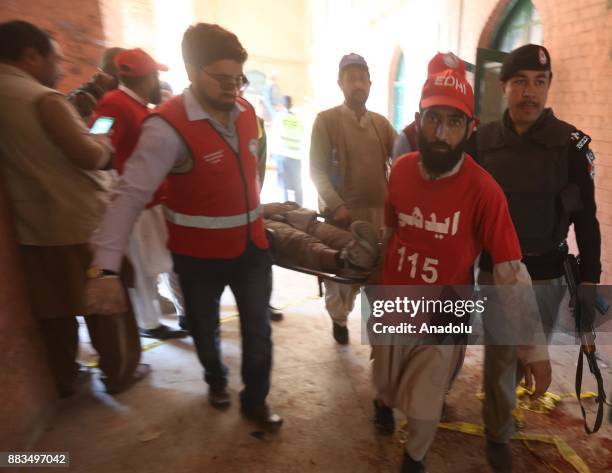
top-left (86, 266), bottom-right (119, 279)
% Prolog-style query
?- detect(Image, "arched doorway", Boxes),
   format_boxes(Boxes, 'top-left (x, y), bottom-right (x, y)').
top-left (474, 0), bottom-right (542, 122)
top-left (494, 0), bottom-right (542, 52)
top-left (391, 52), bottom-right (407, 131)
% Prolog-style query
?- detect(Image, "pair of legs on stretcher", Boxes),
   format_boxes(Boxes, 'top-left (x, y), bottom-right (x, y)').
top-left (262, 202), bottom-right (380, 277)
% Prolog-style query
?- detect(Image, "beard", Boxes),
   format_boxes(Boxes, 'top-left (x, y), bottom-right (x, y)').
top-left (207, 95), bottom-right (235, 111)
top-left (194, 82), bottom-right (235, 111)
top-left (417, 129), bottom-right (467, 178)
top-left (345, 89), bottom-right (368, 109)
top-left (149, 85), bottom-right (162, 105)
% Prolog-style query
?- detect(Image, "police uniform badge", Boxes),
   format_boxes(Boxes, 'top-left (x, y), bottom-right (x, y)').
top-left (570, 131), bottom-right (591, 150)
top-left (538, 48), bottom-right (547, 65)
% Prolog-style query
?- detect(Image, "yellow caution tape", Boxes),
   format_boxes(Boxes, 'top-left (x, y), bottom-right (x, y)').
top-left (142, 339), bottom-right (166, 351)
top-left (522, 438), bottom-right (566, 473)
top-left (513, 405), bottom-right (526, 430)
top-left (436, 421), bottom-right (591, 473)
top-left (516, 386), bottom-right (597, 414)
top-left (477, 387), bottom-right (598, 415)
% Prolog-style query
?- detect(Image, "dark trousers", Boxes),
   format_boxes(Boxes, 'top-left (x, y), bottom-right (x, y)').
top-left (173, 243), bottom-right (273, 408)
top-left (482, 276), bottom-right (565, 443)
top-left (276, 155), bottom-right (303, 205)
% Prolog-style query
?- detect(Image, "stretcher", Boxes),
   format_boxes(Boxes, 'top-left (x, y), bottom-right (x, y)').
top-left (264, 210), bottom-right (371, 296)
top-left (273, 262), bottom-right (368, 297)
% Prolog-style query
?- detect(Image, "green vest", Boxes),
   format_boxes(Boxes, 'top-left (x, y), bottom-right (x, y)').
top-left (278, 112), bottom-right (303, 159)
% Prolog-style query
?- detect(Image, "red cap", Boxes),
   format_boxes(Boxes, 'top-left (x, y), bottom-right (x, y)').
top-left (420, 69), bottom-right (474, 118)
top-left (427, 52), bottom-right (465, 76)
top-left (114, 48), bottom-right (168, 77)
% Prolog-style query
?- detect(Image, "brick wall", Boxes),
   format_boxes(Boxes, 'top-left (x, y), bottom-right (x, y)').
top-left (458, 0), bottom-right (612, 283)
top-left (535, 0), bottom-right (612, 283)
top-left (0, 0), bottom-right (106, 93)
top-left (0, 0), bottom-right (610, 281)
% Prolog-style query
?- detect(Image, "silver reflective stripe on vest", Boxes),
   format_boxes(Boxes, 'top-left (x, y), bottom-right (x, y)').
top-left (163, 205), bottom-right (262, 229)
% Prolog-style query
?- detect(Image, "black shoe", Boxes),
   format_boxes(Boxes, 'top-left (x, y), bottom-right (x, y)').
top-left (373, 399), bottom-right (395, 435)
top-left (209, 386), bottom-right (231, 409)
top-left (269, 305), bottom-right (284, 322)
top-left (486, 440), bottom-right (512, 473)
top-left (140, 323), bottom-right (188, 340)
top-left (241, 403), bottom-right (283, 431)
top-left (401, 452), bottom-right (426, 473)
top-left (332, 322), bottom-right (349, 344)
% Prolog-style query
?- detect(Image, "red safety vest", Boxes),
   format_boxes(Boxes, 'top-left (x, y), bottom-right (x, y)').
top-left (154, 95), bottom-right (268, 259)
top-left (92, 89), bottom-right (166, 207)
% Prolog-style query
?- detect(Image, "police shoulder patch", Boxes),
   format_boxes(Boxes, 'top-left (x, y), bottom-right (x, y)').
top-left (586, 149), bottom-right (596, 180)
top-left (570, 130), bottom-right (591, 151)
top-left (570, 130), bottom-right (595, 180)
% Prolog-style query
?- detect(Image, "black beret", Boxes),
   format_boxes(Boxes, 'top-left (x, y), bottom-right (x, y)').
top-left (500, 44), bottom-right (551, 81)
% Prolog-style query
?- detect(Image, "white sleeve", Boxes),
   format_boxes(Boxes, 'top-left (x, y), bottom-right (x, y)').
top-left (91, 116), bottom-right (187, 271)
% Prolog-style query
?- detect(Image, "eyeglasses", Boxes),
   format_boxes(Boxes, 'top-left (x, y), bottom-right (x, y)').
top-left (203, 70), bottom-right (250, 91)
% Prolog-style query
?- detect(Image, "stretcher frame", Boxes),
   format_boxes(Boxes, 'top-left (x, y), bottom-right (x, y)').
top-left (274, 262), bottom-right (368, 297)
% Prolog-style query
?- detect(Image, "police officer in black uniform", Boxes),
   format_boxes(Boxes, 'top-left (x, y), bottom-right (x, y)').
top-left (470, 44), bottom-right (601, 473)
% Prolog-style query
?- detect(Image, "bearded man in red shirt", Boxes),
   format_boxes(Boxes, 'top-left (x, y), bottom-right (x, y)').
top-left (370, 63), bottom-right (551, 472)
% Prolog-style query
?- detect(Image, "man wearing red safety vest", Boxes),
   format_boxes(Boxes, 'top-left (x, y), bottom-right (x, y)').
top-left (84, 23), bottom-right (282, 430)
top-left (90, 48), bottom-right (187, 341)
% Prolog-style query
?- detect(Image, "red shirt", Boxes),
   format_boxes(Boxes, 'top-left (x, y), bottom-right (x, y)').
top-left (382, 152), bottom-right (521, 285)
top-left (92, 88), bottom-right (167, 206)
top-left (92, 88), bottom-right (150, 175)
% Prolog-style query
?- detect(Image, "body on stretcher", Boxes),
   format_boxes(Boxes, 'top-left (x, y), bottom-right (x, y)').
top-left (262, 202), bottom-right (379, 290)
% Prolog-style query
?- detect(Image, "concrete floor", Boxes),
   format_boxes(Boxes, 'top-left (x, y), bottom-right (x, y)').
top-left (24, 267), bottom-right (612, 473)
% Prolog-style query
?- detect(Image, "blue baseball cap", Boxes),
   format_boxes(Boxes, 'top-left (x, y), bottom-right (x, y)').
top-left (339, 53), bottom-right (368, 73)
